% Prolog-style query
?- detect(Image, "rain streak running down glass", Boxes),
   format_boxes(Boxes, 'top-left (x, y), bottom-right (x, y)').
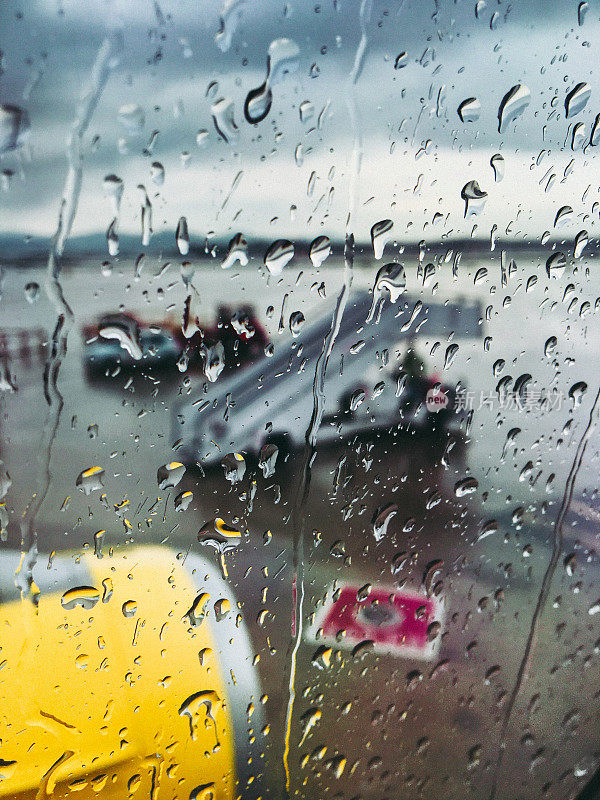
top-left (1, 2), bottom-right (600, 800)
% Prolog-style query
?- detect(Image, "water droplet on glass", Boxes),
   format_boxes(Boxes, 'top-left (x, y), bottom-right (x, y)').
top-left (461, 180), bottom-right (487, 217)
top-left (370, 219), bottom-right (393, 259)
top-left (312, 645), bottom-right (332, 670)
top-left (25, 282), bottom-right (39, 303)
top-left (444, 343), bottom-right (459, 370)
top-left (543, 337), bottom-right (557, 359)
top-left (264, 239), bottom-right (294, 274)
top-left (546, 252), bottom-right (566, 279)
top-left (569, 381), bottom-right (587, 408)
top-left (244, 83), bottom-right (272, 124)
top-left (198, 518), bottom-right (241, 577)
top-left (103, 174), bottom-right (124, 216)
top-left (201, 341), bottom-right (225, 382)
top-left (299, 100), bottom-right (314, 123)
top-left (258, 444), bottom-right (278, 478)
top-left (215, 0), bottom-right (247, 52)
top-left (0, 104), bottom-right (30, 153)
top-left (588, 599), bottom-right (600, 616)
top-left (221, 452), bottom-right (246, 484)
top-left (122, 600), bottom-right (137, 618)
top-left (309, 235), bottom-right (331, 267)
top-left (578, 1), bottom-right (589, 25)
top-left (150, 161), bottom-right (164, 186)
top-left (299, 707), bottom-right (322, 744)
top-left (106, 218), bottom-right (119, 255)
top-left (76, 466), bottom-right (105, 496)
top-left (497, 84), bottom-right (530, 133)
top-left (176, 217), bottom-right (190, 255)
top-left (457, 97), bottom-right (480, 122)
top-left (196, 129), bottom-right (209, 148)
top-left (175, 490), bottom-right (193, 511)
top-left (565, 82), bottom-right (591, 118)
top-left (394, 52), bottom-right (408, 69)
top-left (372, 503), bottom-right (397, 542)
top-left (366, 263), bottom-right (406, 323)
top-left (61, 586), bottom-right (100, 610)
top-left (554, 205), bottom-right (573, 228)
top-left (490, 153), bottom-right (505, 181)
top-left (211, 97), bottom-right (239, 143)
top-left (221, 232), bottom-right (248, 269)
top-left (590, 114), bottom-right (600, 146)
top-left (244, 38), bottom-right (299, 124)
top-left (572, 122), bottom-right (586, 151)
top-left (455, 476), bottom-right (478, 497)
top-left (99, 316), bottom-right (142, 360)
top-left (157, 461), bottom-right (186, 490)
top-left (289, 311), bottom-right (305, 337)
top-left (574, 230), bottom-right (588, 259)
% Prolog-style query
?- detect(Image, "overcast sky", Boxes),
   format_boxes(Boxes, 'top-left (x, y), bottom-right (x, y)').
top-left (0, 0), bottom-right (599, 251)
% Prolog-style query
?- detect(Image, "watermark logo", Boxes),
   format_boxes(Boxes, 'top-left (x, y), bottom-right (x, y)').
top-left (426, 387), bottom-right (449, 412)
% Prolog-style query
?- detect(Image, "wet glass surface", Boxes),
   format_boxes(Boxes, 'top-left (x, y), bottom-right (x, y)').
top-left (1, 2), bottom-right (600, 798)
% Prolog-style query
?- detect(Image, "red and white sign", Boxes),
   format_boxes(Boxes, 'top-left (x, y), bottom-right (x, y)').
top-left (309, 584), bottom-right (444, 660)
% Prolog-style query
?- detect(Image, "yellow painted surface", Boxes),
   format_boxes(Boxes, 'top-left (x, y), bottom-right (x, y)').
top-left (0, 546), bottom-right (235, 799)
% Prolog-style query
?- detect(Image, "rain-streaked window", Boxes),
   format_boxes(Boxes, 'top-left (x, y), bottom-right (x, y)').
top-left (1, 2), bottom-right (600, 799)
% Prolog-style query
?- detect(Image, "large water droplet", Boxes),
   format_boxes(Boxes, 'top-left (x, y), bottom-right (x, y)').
top-left (176, 217), bottom-right (190, 255)
top-left (61, 586), bottom-right (100, 610)
top-left (198, 518), bottom-right (241, 551)
top-left (309, 235), bottom-right (331, 267)
top-left (258, 444), bottom-right (278, 478)
top-left (370, 219), bottom-right (393, 259)
top-left (461, 180), bottom-right (487, 217)
top-left (569, 381), bottom-right (587, 408)
top-left (444, 343), bottom-right (459, 369)
top-left (554, 206), bottom-right (573, 228)
top-left (215, 0), bottom-right (247, 52)
top-left (106, 219), bottom-right (119, 256)
top-left (455, 476), bottom-right (478, 497)
top-left (244, 83), bottom-right (272, 124)
top-left (544, 336), bottom-right (557, 357)
top-left (457, 97), bottom-right (480, 123)
top-left (157, 461), bottom-right (186, 490)
top-left (150, 161), bottom-right (165, 186)
top-left (243, 38), bottom-right (299, 124)
top-left (490, 153), bottom-right (505, 182)
top-left (264, 239), bottom-right (294, 274)
top-left (25, 282), bottom-right (40, 303)
top-left (221, 232), bottom-right (248, 269)
top-left (565, 82), bottom-right (591, 118)
top-left (590, 114), bottom-right (600, 146)
top-left (497, 84), bottom-right (530, 133)
top-left (366, 262), bottom-right (406, 323)
top-left (103, 174), bottom-right (124, 216)
top-left (267, 37), bottom-right (300, 85)
top-left (201, 341), bottom-right (225, 382)
top-left (574, 230), bottom-right (588, 259)
top-left (98, 316), bottom-right (142, 360)
top-left (175, 490), bottom-right (193, 511)
top-left (211, 97), bottom-right (239, 143)
top-left (372, 503), bottom-right (397, 541)
top-left (289, 311), bottom-right (305, 337)
top-left (76, 466), bottom-right (105, 496)
top-left (546, 252), bottom-right (566, 279)
top-left (221, 452), bottom-right (246, 484)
